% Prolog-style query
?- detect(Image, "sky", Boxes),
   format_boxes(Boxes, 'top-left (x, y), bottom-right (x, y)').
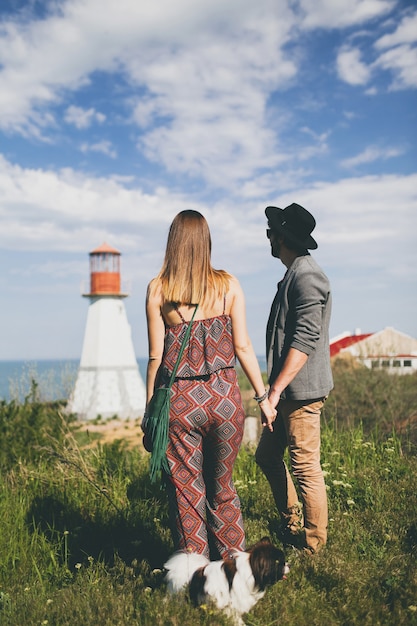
top-left (0, 0), bottom-right (416, 362)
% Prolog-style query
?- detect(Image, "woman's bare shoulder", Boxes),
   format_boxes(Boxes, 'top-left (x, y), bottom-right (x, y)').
top-left (225, 273), bottom-right (239, 288)
top-left (225, 273), bottom-right (243, 296)
top-left (223, 274), bottom-right (244, 315)
top-left (147, 277), bottom-right (162, 302)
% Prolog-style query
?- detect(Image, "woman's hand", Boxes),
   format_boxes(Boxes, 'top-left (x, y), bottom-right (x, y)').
top-left (259, 398), bottom-right (277, 432)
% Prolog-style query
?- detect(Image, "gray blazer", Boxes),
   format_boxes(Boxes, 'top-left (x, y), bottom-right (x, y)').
top-left (266, 254), bottom-right (333, 401)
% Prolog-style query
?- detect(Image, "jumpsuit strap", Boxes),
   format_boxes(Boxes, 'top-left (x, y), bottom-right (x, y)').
top-left (173, 303), bottom-right (186, 324)
top-left (173, 299), bottom-right (226, 321)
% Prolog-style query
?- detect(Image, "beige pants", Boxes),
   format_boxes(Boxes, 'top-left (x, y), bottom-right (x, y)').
top-left (256, 398), bottom-right (328, 552)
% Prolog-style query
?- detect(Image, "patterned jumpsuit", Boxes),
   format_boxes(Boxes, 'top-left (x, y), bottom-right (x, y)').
top-left (159, 305), bottom-right (246, 559)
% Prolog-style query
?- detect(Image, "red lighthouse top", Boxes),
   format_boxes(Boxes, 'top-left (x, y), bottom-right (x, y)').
top-left (91, 242), bottom-right (121, 255)
top-left (83, 242), bottom-right (127, 297)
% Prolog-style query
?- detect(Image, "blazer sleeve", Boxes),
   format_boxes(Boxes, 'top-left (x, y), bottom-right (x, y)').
top-left (288, 259), bottom-right (331, 356)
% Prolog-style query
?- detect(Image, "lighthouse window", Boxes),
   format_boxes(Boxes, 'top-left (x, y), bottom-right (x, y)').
top-left (101, 254), bottom-right (109, 271)
top-left (90, 250), bottom-right (120, 273)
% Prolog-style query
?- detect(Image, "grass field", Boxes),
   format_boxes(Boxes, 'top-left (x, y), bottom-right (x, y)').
top-left (0, 366), bottom-right (416, 625)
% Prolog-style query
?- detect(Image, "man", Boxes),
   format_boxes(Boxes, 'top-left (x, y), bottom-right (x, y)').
top-left (255, 202), bottom-right (333, 554)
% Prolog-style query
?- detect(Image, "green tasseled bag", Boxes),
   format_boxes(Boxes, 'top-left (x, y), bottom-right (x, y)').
top-left (145, 304), bottom-right (198, 483)
top-left (146, 387), bottom-right (172, 482)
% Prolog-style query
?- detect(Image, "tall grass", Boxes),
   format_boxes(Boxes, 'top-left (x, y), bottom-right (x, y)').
top-left (0, 366), bottom-right (416, 625)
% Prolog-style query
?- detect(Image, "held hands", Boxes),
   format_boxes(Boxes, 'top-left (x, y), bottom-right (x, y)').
top-left (253, 388), bottom-right (277, 432)
top-left (259, 397), bottom-right (277, 432)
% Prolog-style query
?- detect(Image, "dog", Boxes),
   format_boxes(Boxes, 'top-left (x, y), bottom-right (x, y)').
top-left (164, 537), bottom-right (289, 625)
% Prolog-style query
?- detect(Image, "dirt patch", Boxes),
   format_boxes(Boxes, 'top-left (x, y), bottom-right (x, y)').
top-left (74, 417), bottom-right (145, 450)
top-left (72, 388), bottom-right (261, 450)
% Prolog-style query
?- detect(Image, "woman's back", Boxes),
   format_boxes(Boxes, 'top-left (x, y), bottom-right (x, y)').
top-left (160, 293), bottom-right (232, 327)
top-left (161, 309), bottom-right (235, 381)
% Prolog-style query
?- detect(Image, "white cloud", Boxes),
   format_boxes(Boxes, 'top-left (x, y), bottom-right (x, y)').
top-left (80, 140), bottom-right (117, 158)
top-left (0, 0), bottom-right (295, 135)
top-left (0, 153), bottom-right (212, 252)
top-left (0, 0), bottom-right (415, 361)
top-left (1, 147), bottom-right (416, 358)
top-left (64, 105), bottom-right (106, 129)
top-left (332, 9), bottom-right (417, 91)
top-left (0, 0), bottom-right (298, 185)
top-left (375, 10), bottom-right (417, 49)
top-left (296, 127), bottom-right (330, 160)
top-left (343, 111), bottom-right (358, 120)
top-left (299, 0), bottom-right (395, 29)
top-left (0, 153), bottom-right (415, 272)
top-left (375, 44), bottom-right (417, 89)
top-left (340, 145), bottom-right (404, 168)
top-left (0, 0), bottom-right (413, 191)
top-left (336, 46), bottom-right (372, 85)
top-left (371, 10), bottom-right (417, 89)
top-left (11, 259), bottom-right (86, 279)
top-left (283, 174), bottom-right (417, 296)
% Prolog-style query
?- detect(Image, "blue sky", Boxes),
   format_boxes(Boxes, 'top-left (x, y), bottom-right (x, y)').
top-left (0, 0), bottom-right (416, 361)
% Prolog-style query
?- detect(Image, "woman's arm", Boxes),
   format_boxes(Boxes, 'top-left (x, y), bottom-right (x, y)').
top-left (228, 276), bottom-right (276, 430)
top-left (145, 279), bottom-right (165, 406)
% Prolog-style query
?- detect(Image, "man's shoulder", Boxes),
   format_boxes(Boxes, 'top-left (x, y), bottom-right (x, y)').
top-left (293, 254), bottom-right (327, 275)
top-left (290, 255), bottom-right (330, 289)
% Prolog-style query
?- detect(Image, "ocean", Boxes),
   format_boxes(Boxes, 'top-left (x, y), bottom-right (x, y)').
top-left (0, 356), bottom-right (267, 403)
top-left (0, 359), bottom-right (149, 403)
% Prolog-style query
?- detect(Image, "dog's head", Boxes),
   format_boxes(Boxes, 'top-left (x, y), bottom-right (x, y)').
top-left (248, 537), bottom-right (290, 591)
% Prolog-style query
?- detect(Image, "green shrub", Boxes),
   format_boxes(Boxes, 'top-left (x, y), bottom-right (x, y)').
top-left (324, 363), bottom-right (417, 449)
top-left (1, 369), bottom-right (417, 625)
top-left (0, 381), bottom-right (70, 469)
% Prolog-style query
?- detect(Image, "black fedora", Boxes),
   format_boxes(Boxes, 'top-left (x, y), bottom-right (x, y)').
top-left (265, 203), bottom-right (318, 250)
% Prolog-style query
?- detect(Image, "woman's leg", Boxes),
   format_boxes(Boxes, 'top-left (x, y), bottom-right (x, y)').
top-left (204, 369), bottom-right (246, 558)
top-left (166, 379), bottom-right (210, 557)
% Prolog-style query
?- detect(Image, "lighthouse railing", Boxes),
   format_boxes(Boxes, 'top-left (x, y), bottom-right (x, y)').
top-left (80, 279), bottom-right (132, 296)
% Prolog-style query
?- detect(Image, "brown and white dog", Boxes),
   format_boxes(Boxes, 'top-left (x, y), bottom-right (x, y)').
top-left (164, 537), bottom-right (289, 625)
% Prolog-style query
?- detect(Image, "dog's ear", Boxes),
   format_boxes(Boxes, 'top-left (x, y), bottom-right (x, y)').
top-left (259, 536), bottom-right (272, 544)
top-left (222, 558), bottom-right (238, 590)
top-left (250, 544), bottom-right (287, 591)
top-left (189, 567), bottom-right (207, 606)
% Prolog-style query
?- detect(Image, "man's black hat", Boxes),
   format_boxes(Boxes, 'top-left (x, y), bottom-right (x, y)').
top-left (265, 202), bottom-right (318, 250)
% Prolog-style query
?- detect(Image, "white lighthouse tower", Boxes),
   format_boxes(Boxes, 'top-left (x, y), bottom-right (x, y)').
top-left (68, 243), bottom-right (146, 420)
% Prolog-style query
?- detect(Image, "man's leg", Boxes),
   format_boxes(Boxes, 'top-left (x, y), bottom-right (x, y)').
top-left (255, 410), bottom-right (300, 528)
top-left (281, 398), bottom-right (328, 553)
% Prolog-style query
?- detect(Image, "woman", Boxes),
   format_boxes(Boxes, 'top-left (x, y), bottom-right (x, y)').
top-left (145, 210), bottom-right (276, 560)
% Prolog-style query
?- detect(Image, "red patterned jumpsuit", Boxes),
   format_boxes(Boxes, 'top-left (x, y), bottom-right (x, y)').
top-left (159, 306), bottom-right (246, 559)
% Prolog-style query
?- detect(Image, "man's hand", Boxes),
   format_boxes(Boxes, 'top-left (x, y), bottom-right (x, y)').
top-left (268, 347), bottom-right (309, 412)
top-left (259, 398), bottom-right (277, 432)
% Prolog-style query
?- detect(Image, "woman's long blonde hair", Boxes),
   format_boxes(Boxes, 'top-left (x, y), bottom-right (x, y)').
top-left (157, 210), bottom-right (230, 306)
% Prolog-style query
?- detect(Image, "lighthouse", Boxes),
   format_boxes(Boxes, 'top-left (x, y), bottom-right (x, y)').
top-left (67, 243), bottom-right (146, 420)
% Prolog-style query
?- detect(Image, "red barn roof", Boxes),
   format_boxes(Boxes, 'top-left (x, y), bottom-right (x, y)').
top-left (330, 333), bottom-right (374, 357)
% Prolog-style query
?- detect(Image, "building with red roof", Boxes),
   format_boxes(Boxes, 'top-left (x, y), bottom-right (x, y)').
top-left (330, 327), bottom-right (417, 375)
